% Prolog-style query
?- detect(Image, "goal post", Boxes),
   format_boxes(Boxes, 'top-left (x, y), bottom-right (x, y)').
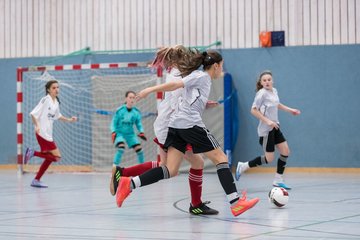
top-left (17, 61), bottom-right (236, 174)
top-left (17, 62), bottom-right (162, 174)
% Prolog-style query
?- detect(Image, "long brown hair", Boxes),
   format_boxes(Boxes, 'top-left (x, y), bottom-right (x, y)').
top-left (45, 80), bottom-right (60, 104)
top-left (256, 70), bottom-right (272, 92)
top-left (152, 45), bottom-right (223, 77)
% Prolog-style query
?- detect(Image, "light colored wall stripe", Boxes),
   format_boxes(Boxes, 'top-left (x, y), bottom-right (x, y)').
top-left (0, 0), bottom-right (4, 57)
top-left (0, 0), bottom-right (359, 58)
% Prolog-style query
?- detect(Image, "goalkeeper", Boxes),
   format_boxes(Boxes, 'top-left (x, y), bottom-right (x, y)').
top-left (111, 90), bottom-right (147, 166)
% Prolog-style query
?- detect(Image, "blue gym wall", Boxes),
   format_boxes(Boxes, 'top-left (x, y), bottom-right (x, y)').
top-left (221, 45), bottom-right (360, 168)
top-left (0, 45), bottom-right (359, 167)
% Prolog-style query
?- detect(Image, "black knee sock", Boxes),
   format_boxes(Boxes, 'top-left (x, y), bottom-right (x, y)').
top-left (135, 165), bottom-right (170, 187)
top-left (248, 156), bottom-right (268, 168)
top-left (277, 155), bottom-right (288, 174)
top-left (216, 163), bottom-right (239, 204)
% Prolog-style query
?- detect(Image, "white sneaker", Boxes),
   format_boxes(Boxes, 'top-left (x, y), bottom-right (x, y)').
top-left (31, 179), bottom-right (48, 188)
top-left (235, 162), bottom-right (248, 181)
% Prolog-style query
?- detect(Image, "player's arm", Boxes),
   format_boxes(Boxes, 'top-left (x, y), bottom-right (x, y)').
top-left (30, 97), bottom-right (47, 134)
top-left (251, 107), bottom-right (279, 130)
top-left (110, 111), bottom-right (119, 143)
top-left (206, 100), bottom-right (219, 109)
top-left (30, 114), bottom-right (41, 134)
top-left (278, 103), bottom-right (301, 115)
top-left (59, 116), bottom-right (77, 122)
top-left (135, 112), bottom-right (144, 133)
top-left (135, 111), bottom-right (147, 141)
top-left (136, 80), bottom-right (184, 101)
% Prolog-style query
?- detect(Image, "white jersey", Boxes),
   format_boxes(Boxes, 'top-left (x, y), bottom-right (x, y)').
top-left (168, 70), bottom-right (211, 129)
top-left (252, 87), bottom-right (280, 136)
top-left (153, 68), bottom-right (183, 144)
top-left (30, 94), bottom-right (62, 141)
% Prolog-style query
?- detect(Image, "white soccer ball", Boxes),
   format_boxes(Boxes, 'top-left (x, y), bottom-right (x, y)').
top-left (268, 187), bottom-right (289, 207)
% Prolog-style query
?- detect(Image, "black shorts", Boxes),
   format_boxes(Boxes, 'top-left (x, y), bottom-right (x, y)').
top-left (259, 128), bottom-right (286, 152)
top-left (163, 126), bottom-right (220, 154)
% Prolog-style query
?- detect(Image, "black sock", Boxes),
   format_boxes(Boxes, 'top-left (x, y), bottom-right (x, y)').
top-left (216, 162), bottom-right (239, 204)
top-left (138, 165), bottom-right (170, 187)
top-left (248, 156), bottom-right (268, 168)
top-left (277, 155), bottom-right (288, 174)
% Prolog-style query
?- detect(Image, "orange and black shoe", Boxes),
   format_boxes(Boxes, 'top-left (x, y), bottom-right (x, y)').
top-left (110, 166), bottom-right (123, 196)
top-left (230, 191), bottom-right (259, 217)
top-left (189, 201), bottom-right (219, 215)
top-left (115, 176), bottom-right (132, 207)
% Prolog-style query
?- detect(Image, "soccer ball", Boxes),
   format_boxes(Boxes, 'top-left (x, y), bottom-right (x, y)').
top-left (268, 187), bottom-right (289, 207)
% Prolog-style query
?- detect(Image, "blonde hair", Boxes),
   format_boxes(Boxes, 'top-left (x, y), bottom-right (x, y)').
top-left (256, 70), bottom-right (272, 92)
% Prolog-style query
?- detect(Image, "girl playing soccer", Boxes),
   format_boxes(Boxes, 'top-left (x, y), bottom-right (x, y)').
top-left (24, 80), bottom-right (77, 188)
top-left (110, 46), bottom-right (219, 215)
top-left (112, 47), bottom-right (259, 217)
top-left (235, 70), bottom-right (301, 190)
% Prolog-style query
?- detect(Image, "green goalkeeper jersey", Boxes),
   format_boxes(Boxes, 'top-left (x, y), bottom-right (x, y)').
top-left (110, 104), bottom-right (144, 135)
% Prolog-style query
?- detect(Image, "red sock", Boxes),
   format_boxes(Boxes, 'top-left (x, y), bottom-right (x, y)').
top-left (35, 159), bottom-right (53, 180)
top-left (189, 168), bottom-right (203, 207)
top-left (34, 151), bottom-right (59, 162)
top-left (122, 161), bottom-right (159, 176)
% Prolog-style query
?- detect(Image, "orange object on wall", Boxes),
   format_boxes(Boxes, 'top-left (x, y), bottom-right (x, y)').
top-left (260, 31), bottom-right (272, 47)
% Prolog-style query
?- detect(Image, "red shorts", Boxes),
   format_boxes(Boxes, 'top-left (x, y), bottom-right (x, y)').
top-left (36, 133), bottom-right (57, 152)
top-left (153, 137), bottom-right (193, 152)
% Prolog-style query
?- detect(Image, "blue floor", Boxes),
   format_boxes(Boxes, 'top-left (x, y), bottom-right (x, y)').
top-left (1, 170), bottom-right (359, 239)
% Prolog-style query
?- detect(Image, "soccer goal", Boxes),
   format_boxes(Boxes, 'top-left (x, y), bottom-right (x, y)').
top-left (17, 62), bottom-right (236, 173)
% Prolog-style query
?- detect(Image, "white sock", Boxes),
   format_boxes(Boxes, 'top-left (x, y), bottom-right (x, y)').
top-left (274, 173), bottom-right (283, 181)
top-left (131, 176), bottom-right (141, 189)
top-left (227, 192), bottom-right (240, 206)
top-left (244, 162), bottom-right (250, 171)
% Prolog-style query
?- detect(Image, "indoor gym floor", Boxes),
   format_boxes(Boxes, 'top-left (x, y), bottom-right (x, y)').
top-left (0, 169), bottom-right (359, 240)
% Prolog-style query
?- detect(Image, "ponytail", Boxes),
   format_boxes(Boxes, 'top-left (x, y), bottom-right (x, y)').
top-left (202, 50), bottom-right (222, 70)
top-left (176, 49), bottom-right (222, 76)
top-left (151, 45), bottom-right (223, 77)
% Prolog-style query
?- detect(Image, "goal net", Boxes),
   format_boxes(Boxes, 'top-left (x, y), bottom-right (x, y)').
top-left (17, 62), bottom-right (233, 173)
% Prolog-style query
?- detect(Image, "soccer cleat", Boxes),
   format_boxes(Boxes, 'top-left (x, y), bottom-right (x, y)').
top-left (235, 162), bottom-right (247, 181)
top-left (30, 179), bottom-right (48, 188)
top-left (110, 166), bottom-right (123, 196)
top-left (273, 181), bottom-right (292, 190)
top-left (230, 191), bottom-right (259, 217)
top-left (189, 201), bottom-right (219, 215)
top-left (24, 148), bottom-right (35, 164)
top-left (115, 177), bottom-right (132, 207)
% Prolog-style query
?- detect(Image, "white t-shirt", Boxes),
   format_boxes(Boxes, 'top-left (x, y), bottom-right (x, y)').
top-left (30, 94), bottom-right (62, 141)
top-left (153, 68), bottom-right (183, 144)
top-left (168, 70), bottom-right (211, 129)
top-left (252, 87), bottom-right (280, 136)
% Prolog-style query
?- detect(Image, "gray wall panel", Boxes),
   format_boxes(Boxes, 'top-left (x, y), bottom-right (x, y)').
top-left (1, 0), bottom-right (360, 58)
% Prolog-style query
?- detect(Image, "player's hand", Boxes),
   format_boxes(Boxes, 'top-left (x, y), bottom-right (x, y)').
top-left (206, 100), bottom-right (219, 109)
top-left (111, 132), bottom-right (116, 143)
top-left (136, 88), bottom-right (151, 101)
top-left (291, 109), bottom-right (301, 116)
top-left (69, 116), bottom-right (78, 122)
top-left (138, 133), bottom-right (147, 141)
top-left (267, 120), bottom-right (279, 130)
